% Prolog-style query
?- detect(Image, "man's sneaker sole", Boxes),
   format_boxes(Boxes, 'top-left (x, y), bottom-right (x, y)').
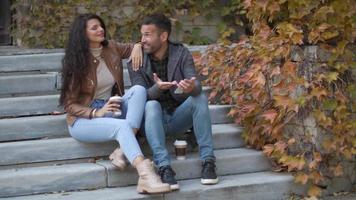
top-left (170, 184), bottom-right (180, 190)
top-left (201, 178), bottom-right (219, 185)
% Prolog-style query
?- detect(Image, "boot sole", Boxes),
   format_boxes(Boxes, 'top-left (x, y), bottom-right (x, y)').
top-left (201, 178), bottom-right (219, 185)
top-left (137, 185), bottom-right (171, 194)
top-left (170, 184), bottom-right (180, 190)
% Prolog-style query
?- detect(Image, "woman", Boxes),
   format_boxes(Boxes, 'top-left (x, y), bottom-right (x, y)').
top-left (59, 13), bottom-right (170, 194)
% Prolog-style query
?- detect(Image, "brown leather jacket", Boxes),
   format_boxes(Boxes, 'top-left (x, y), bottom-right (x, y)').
top-left (64, 40), bottom-right (133, 126)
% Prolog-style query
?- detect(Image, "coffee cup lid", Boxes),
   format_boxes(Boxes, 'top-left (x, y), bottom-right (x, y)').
top-left (109, 96), bottom-right (122, 101)
top-left (174, 140), bottom-right (187, 146)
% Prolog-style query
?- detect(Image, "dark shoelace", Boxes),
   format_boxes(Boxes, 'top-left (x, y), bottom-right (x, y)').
top-left (159, 166), bottom-right (176, 178)
top-left (202, 160), bottom-right (216, 173)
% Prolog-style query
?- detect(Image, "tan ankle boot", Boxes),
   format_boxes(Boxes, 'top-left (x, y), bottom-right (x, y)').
top-left (109, 148), bottom-right (128, 170)
top-left (136, 159), bottom-right (171, 194)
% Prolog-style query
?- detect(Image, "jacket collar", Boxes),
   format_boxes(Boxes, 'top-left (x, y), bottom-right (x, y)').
top-left (142, 41), bottom-right (183, 81)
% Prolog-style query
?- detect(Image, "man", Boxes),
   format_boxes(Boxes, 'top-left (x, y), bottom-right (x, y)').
top-left (128, 14), bottom-right (218, 190)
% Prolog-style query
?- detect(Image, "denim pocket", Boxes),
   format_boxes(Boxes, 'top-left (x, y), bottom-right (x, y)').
top-left (90, 99), bottom-right (106, 109)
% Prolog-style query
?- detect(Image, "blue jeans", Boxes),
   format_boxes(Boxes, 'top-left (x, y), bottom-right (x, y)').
top-left (68, 85), bottom-right (146, 164)
top-left (145, 93), bottom-right (215, 167)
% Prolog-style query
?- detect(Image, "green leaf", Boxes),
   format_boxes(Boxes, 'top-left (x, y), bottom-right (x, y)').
top-left (323, 99), bottom-right (338, 111)
top-left (350, 61), bottom-right (356, 69)
top-left (347, 84), bottom-right (356, 100)
top-left (326, 72), bottom-right (339, 82)
top-left (296, 96), bottom-right (306, 106)
top-left (321, 30), bottom-right (339, 40)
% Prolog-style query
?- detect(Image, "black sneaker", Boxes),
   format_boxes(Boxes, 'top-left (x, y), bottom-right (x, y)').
top-left (201, 159), bottom-right (219, 185)
top-left (158, 165), bottom-right (179, 190)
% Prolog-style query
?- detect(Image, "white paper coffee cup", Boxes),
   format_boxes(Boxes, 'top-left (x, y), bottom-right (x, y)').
top-left (109, 96), bottom-right (123, 116)
top-left (174, 140), bottom-right (187, 160)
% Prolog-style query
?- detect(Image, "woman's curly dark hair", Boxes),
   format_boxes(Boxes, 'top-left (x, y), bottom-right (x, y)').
top-left (59, 13), bottom-right (108, 106)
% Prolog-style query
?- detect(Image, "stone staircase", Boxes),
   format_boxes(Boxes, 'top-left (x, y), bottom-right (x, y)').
top-left (0, 47), bottom-right (301, 200)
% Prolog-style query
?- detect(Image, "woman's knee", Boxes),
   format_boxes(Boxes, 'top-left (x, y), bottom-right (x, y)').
top-left (131, 85), bottom-right (146, 96)
top-left (112, 120), bottom-right (132, 138)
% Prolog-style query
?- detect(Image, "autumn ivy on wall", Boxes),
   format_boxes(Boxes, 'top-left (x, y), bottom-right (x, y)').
top-left (11, 0), bottom-right (356, 198)
top-left (11, 0), bottom-right (246, 47)
top-left (197, 0), bottom-right (355, 198)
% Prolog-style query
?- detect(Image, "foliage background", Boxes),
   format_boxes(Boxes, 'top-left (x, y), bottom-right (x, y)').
top-left (196, 0), bottom-right (355, 198)
top-left (11, 0), bottom-right (356, 198)
top-left (11, 0), bottom-right (247, 47)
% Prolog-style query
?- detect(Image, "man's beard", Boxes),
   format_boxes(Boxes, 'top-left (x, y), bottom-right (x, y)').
top-left (144, 43), bottom-right (161, 55)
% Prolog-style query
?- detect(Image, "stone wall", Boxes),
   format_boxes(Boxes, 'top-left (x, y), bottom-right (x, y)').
top-left (12, 0), bottom-right (224, 47)
top-left (284, 45), bottom-right (356, 195)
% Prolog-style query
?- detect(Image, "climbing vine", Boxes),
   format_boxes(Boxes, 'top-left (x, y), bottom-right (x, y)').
top-left (197, 0), bottom-right (355, 198)
top-left (11, 0), bottom-right (246, 47)
top-left (11, 0), bottom-right (356, 198)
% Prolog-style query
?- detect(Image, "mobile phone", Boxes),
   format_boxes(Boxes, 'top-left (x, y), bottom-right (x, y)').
top-left (174, 87), bottom-right (183, 94)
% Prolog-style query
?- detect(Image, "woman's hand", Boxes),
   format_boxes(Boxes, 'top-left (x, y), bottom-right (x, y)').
top-left (95, 100), bottom-right (121, 118)
top-left (129, 43), bottom-right (143, 71)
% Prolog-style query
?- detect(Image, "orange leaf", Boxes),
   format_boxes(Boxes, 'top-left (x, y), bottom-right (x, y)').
top-left (310, 171), bottom-right (323, 184)
top-left (308, 185), bottom-right (322, 197)
top-left (243, 0), bottom-right (252, 9)
top-left (252, 72), bottom-right (266, 87)
top-left (295, 172), bottom-right (309, 185)
top-left (263, 144), bottom-right (275, 156)
top-left (311, 87), bottom-right (327, 101)
top-left (285, 156), bottom-right (306, 171)
top-left (261, 109), bottom-right (278, 123)
top-left (267, 1), bottom-right (280, 16)
top-left (309, 152), bottom-right (322, 170)
top-left (309, 160), bottom-right (318, 170)
top-left (256, 0), bottom-right (269, 12)
top-left (322, 139), bottom-right (336, 152)
top-left (313, 152), bottom-right (322, 162)
top-left (274, 95), bottom-right (298, 112)
top-left (291, 32), bottom-right (304, 45)
top-left (296, 157), bottom-right (306, 170)
top-left (288, 138), bottom-right (296, 145)
top-left (274, 141), bottom-right (287, 153)
top-left (282, 61), bottom-right (297, 76)
top-left (274, 95), bottom-right (290, 110)
top-left (228, 108), bottom-right (238, 117)
top-left (270, 66), bottom-right (281, 77)
top-left (239, 70), bottom-right (254, 83)
top-left (271, 123), bottom-right (284, 139)
top-left (333, 164), bottom-right (343, 177)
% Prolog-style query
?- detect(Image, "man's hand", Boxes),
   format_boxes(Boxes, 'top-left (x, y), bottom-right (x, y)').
top-left (153, 73), bottom-right (176, 90)
top-left (177, 77), bottom-right (196, 94)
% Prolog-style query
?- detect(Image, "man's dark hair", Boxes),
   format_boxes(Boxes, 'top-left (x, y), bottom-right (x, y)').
top-left (142, 14), bottom-right (171, 36)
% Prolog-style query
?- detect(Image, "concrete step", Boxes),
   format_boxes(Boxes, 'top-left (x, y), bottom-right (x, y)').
top-left (0, 86), bottom-right (215, 117)
top-left (0, 172), bottom-right (299, 200)
top-left (0, 148), bottom-right (272, 198)
top-left (0, 72), bottom-right (58, 95)
top-left (0, 69), bottom-right (131, 96)
top-left (0, 115), bottom-right (68, 142)
top-left (0, 95), bottom-right (61, 117)
top-left (98, 148), bottom-right (270, 187)
top-left (0, 90), bottom-right (216, 142)
top-left (0, 124), bottom-right (243, 167)
top-left (0, 46), bottom-right (207, 73)
top-left (0, 105), bottom-right (231, 142)
top-left (0, 53), bottom-right (63, 72)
